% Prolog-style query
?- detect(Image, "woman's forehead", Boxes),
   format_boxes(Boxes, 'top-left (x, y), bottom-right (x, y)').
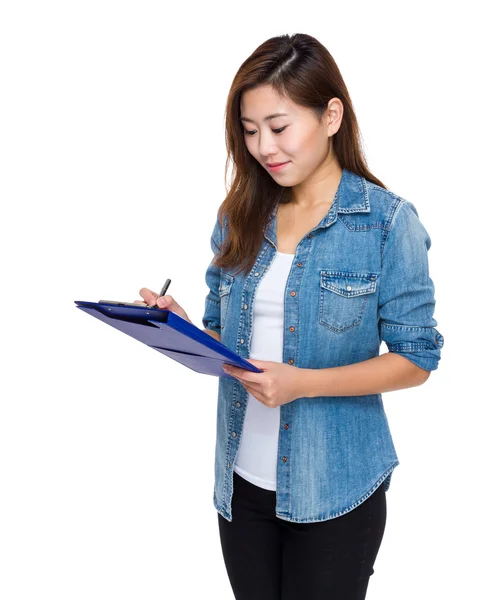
top-left (240, 86), bottom-right (302, 119)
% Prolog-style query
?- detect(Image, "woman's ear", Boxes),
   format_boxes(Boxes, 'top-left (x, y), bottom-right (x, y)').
top-left (325, 97), bottom-right (343, 137)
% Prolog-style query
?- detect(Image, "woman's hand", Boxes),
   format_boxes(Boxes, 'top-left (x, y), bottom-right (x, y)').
top-left (135, 287), bottom-right (194, 325)
top-left (222, 360), bottom-right (305, 408)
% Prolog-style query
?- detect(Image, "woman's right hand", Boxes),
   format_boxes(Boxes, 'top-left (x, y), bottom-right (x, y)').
top-left (135, 287), bottom-right (193, 325)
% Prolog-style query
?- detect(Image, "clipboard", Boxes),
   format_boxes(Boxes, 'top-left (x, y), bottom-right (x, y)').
top-left (74, 300), bottom-right (263, 378)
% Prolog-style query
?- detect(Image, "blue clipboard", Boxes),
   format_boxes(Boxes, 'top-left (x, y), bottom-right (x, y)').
top-left (74, 300), bottom-right (263, 379)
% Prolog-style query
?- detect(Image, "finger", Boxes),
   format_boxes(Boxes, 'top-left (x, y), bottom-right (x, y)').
top-left (223, 365), bottom-right (246, 377)
top-left (227, 368), bottom-right (262, 384)
top-left (230, 377), bottom-right (262, 397)
top-left (139, 287), bottom-right (158, 305)
top-left (245, 383), bottom-right (264, 397)
top-left (157, 296), bottom-right (184, 314)
top-left (244, 386), bottom-right (269, 406)
top-left (157, 295), bottom-right (176, 308)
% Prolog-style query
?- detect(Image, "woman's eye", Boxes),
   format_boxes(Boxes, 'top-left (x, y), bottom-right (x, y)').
top-left (244, 126), bottom-right (287, 136)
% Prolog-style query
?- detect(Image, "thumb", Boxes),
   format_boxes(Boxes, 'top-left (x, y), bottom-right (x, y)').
top-left (246, 359), bottom-right (269, 369)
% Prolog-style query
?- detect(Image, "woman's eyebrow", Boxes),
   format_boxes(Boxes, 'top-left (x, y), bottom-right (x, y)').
top-left (240, 112), bottom-right (289, 123)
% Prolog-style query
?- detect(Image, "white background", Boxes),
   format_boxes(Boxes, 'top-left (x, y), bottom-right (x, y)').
top-left (1, 1), bottom-right (496, 598)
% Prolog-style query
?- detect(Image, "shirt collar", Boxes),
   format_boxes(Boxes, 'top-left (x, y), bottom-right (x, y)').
top-left (265, 167), bottom-right (371, 241)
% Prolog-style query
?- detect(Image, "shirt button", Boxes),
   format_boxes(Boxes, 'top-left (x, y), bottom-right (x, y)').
top-left (288, 358), bottom-right (294, 365)
top-left (289, 326), bottom-right (295, 332)
top-left (346, 285), bottom-right (352, 292)
top-left (244, 304), bottom-right (248, 310)
top-left (290, 291), bottom-right (296, 297)
top-left (254, 272), bottom-right (260, 277)
top-left (297, 262), bottom-right (303, 267)
top-left (228, 463), bottom-right (231, 468)
top-left (236, 402), bottom-right (241, 408)
top-left (240, 338), bottom-right (245, 344)
top-left (282, 456), bottom-right (287, 462)
top-left (284, 424), bottom-right (289, 430)
top-left (232, 432), bottom-right (237, 438)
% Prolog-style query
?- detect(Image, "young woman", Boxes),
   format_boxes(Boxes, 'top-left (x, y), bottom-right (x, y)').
top-left (137, 33), bottom-right (444, 600)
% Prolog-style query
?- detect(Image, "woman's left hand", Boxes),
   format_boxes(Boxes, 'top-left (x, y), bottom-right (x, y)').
top-left (222, 360), bottom-right (305, 408)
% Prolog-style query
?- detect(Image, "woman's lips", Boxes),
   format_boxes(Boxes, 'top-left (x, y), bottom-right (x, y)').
top-left (267, 161), bottom-right (290, 172)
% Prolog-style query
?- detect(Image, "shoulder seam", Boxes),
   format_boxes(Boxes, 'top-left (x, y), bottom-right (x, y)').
top-left (389, 197), bottom-right (406, 229)
top-left (380, 197), bottom-right (406, 260)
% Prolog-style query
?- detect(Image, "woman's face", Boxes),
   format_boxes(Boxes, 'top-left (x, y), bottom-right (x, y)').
top-left (239, 84), bottom-right (342, 186)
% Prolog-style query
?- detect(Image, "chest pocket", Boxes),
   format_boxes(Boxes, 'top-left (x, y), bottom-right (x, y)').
top-left (319, 271), bottom-right (377, 333)
top-left (219, 272), bottom-right (235, 329)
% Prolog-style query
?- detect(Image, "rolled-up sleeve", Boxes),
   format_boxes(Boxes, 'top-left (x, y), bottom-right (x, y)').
top-left (201, 215), bottom-right (223, 335)
top-left (378, 199), bottom-right (444, 372)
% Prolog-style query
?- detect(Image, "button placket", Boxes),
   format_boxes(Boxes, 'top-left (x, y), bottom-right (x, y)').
top-left (285, 249), bottom-right (302, 374)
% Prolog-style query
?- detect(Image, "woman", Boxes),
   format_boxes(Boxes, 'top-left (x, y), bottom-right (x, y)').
top-left (137, 33), bottom-right (444, 600)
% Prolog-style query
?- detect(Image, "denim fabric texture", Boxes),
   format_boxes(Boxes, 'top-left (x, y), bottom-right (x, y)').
top-left (202, 168), bottom-right (444, 523)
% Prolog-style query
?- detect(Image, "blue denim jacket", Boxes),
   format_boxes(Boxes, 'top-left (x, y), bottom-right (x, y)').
top-left (202, 168), bottom-right (444, 523)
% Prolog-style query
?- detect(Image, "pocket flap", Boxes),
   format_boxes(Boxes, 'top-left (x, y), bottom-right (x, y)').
top-left (219, 272), bottom-right (234, 296)
top-left (320, 271), bottom-right (377, 298)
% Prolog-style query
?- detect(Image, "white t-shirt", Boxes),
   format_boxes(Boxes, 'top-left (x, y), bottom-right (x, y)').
top-left (234, 250), bottom-right (295, 491)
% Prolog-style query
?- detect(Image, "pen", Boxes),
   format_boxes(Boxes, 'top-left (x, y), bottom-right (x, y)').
top-left (148, 278), bottom-right (171, 308)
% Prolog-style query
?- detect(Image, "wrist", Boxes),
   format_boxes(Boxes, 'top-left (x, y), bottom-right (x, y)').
top-left (297, 367), bottom-right (316, 399)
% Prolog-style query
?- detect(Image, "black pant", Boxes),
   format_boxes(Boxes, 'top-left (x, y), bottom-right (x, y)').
top-left (217, 472), bottom-right (387, 600)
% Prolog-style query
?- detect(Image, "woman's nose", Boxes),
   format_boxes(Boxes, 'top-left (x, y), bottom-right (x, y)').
top-left (258, 131), bottom-right (279, 157)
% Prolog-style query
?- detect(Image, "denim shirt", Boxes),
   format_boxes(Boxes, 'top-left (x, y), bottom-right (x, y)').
top-left (202, 168), bottom-right (444, 523)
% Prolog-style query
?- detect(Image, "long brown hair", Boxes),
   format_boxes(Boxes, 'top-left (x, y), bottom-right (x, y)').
top-left (215, 33), bottom-right (387, 277)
